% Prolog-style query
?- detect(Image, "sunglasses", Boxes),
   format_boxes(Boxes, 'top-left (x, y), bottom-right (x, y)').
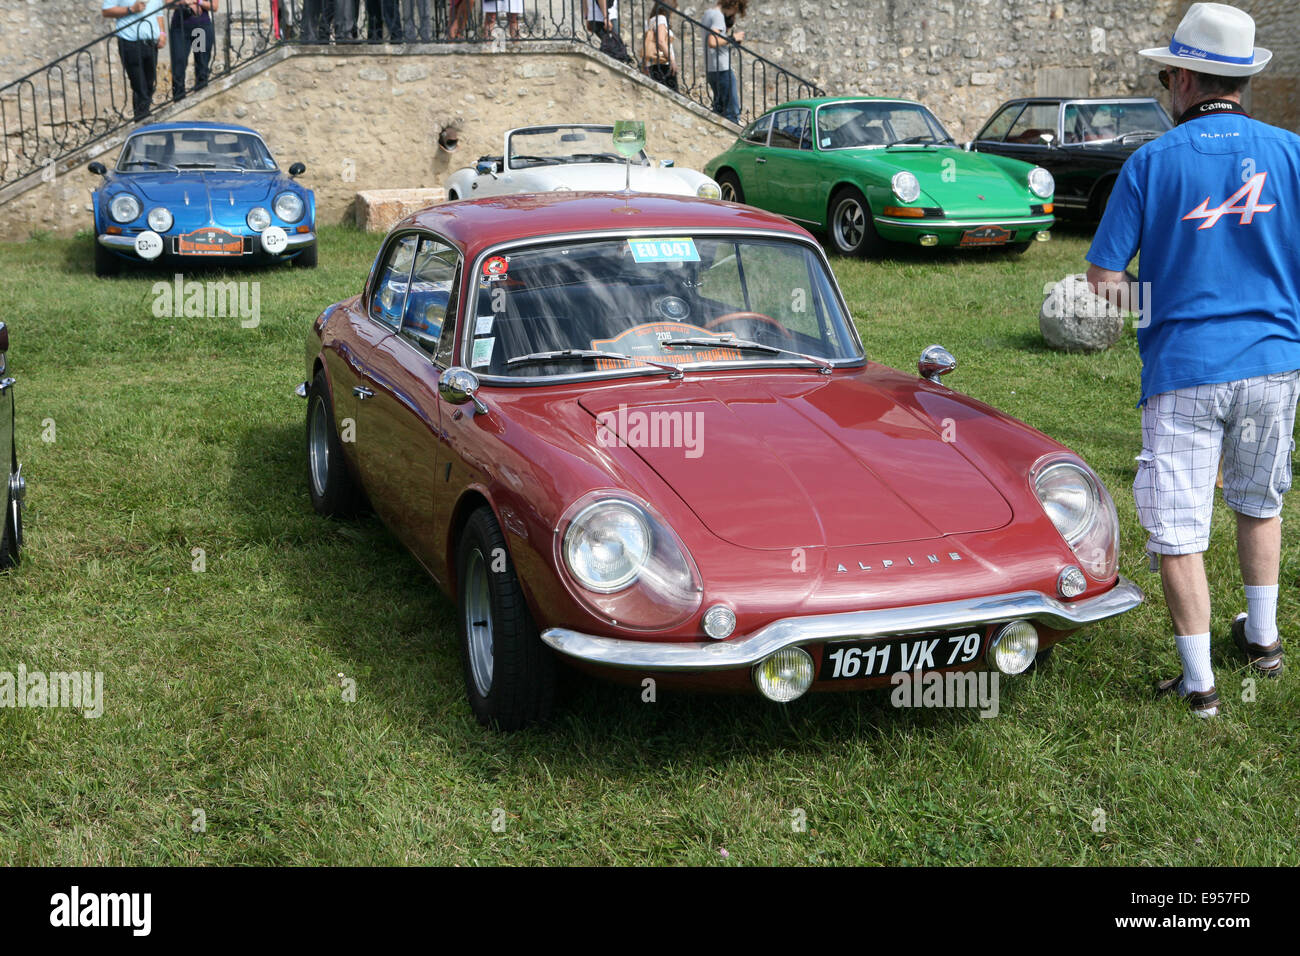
top-left (1158, 68), bottom-right (1178, 90)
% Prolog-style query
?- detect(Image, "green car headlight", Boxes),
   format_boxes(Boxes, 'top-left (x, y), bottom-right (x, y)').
top-left (891, 170), bottom-right (921, 203)
top-left (1028, 167), bottom-right (1055, 199)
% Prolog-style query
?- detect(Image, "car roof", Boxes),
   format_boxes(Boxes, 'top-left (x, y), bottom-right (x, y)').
top-left (397, 193), bottom-right (813, 259)
top-left (128, 121), bottom-right (262, 136)
top-left (992, 96), bottom-right (1163, 105)
top-left (764, 96), bottom-right (925, 113)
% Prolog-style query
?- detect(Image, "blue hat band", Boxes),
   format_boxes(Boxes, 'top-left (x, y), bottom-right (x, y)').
top-left (1169, 39), bottom-right (1255, 65)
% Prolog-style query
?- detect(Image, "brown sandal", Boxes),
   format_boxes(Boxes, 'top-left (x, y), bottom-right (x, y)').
top-left (1155, 675), bottom-right (1220, 717)
top-left (1231, 613), bottom-right (1284, 678)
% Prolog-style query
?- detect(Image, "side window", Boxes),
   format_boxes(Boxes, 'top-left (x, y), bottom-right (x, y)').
top-left (764, 109), bottom-right (806, 150)
top-left (742, 114), bottom-right (771, 145)
top-left (796, 110), bottom-right (814, 150)
top-left (369, 234), bottom-right (417, 331)
top-left (1005, 103), bottom-right (1059, 145)
top-left (401, 236), bottom-right (459, 356)
top-left (434, 264), bottom-right (461, 369)
top-left (977, 103), bottom-right (1024, 142)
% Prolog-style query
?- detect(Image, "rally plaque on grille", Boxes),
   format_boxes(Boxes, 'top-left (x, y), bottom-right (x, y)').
top-left (958, 225), bottom-right (1013, 247)
top-left (176, 227), bottom-right (244, 255)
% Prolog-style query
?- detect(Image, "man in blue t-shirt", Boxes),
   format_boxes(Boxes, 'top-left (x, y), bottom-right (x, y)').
top-left (1087, 3), bottom-right (1300, 717)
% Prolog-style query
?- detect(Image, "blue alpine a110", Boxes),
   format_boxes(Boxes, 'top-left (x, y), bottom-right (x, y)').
top-left (88, 122), bottom-right (316, 276)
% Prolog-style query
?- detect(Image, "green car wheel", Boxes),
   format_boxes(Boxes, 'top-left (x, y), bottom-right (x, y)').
top-left (829, 188), bottom-right (884, 257)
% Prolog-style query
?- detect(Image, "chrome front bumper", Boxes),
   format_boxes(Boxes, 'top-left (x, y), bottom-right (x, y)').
top-left (97, 231), bottom-right (315, 251)
top-left (540, 577), bottom-right (1144, 672)
top-left (873, 214), bottom-right (1055, 230)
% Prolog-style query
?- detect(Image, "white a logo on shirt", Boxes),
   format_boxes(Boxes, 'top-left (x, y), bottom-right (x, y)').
top-left (1182, 171), bottom-right (1276, 230)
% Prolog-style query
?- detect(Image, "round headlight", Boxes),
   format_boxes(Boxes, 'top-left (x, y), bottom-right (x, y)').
top-left (246, 206), bottom-right (271, 232)
top-left (753, 647), bottom-right (815, 702)
top-left (109, 194), bottom-right (141, 223)
top-left (1028, 166), bottom-right (1055, 199)
top-left (1035, 461), bottom-right (1097, 545)
top-left (563, 500), bottom-right (652, 592)
top-left (146, 207), bottom-right (172, 232)
top-left (697, 182), bottom-right (721, 200)
top-left (987, 621), bottom-right (1039, 675)
top-left (1034, 458), bottom-right (1120, 581)
top-left (891, 170), bottom-right (921, 203)
top-left (272, 191), bottom-right (304, 223)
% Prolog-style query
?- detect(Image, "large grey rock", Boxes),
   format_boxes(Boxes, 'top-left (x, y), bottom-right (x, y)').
top-left (1039, 274), bottom-right (1125, 352)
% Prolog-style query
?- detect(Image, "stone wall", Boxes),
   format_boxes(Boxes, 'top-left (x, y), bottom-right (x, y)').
top-left (0, 44), bottom-right (739, 238)
top-left (678, 0), bottom-right (1298, 137)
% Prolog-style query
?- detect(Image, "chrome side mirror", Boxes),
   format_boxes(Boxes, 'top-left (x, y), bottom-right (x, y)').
top-left (1040, 132), bottom-right (1056, 147)
top-left (439, 366), bottom-right (488, 415)
top-left (475, 160), bottom-right (499, 177)
top-left (918, 344), bottom-right (956, 383)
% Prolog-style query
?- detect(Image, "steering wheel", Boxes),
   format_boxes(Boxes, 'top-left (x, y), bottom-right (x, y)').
top-left (705, 311), bottom-right (792, 339)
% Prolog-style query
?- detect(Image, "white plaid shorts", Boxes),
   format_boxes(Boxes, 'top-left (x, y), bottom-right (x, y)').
top-left (1135, 372), bottom-right (1300, 555)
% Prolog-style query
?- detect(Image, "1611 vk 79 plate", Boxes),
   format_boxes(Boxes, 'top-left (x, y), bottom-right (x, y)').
top-left (821, 630), bottom-right (984, 680)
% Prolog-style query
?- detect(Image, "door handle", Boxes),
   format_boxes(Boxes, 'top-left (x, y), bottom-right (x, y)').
top-left (755, 157), bottom-right (767, 164)
top-left (353, 385), bottom-right (374, 400)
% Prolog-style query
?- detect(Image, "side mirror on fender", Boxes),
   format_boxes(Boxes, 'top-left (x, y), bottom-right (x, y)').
top-left (88, 161), bottom-right (107, 176)
top-left (475, 160), bottom-right (499, 177)
top-left (918, 344), bottom-right (957, 383)
top-left (289, 162), bottom-right (306, 177)
top-left (438, 367), bottom-right (489, 415)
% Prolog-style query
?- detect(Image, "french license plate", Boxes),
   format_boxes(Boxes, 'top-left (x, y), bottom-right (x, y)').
top-left (176, 227), bottom-right (244, 255)
top-left (958, 225), bottom-right (1013, 247)
top-left (821, 630), bottom-right (983, 680)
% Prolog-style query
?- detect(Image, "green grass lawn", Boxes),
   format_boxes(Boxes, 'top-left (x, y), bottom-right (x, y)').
top-left (1, 224), bottom-right (1296, 866)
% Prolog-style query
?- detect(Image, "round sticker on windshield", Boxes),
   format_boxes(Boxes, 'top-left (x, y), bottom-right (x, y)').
top-left (482, 256), bottom-right (508, 277)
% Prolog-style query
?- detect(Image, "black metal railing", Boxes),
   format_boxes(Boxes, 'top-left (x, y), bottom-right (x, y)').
top-left (1, 0), bottom-right (819, 188)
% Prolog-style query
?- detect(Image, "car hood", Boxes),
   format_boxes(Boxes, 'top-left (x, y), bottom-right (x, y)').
top-left (109, 171), bottom-right (298, 230)
top-left (855, 147), bottom-right (1036, 215)
top-left (499, 163), bottom-right (708, 196)
top-left (577, 372), bottom-right (1013, 551)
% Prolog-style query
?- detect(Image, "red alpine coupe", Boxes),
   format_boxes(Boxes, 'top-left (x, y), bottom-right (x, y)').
top-left (299, 193), bottom-right (1141, 729)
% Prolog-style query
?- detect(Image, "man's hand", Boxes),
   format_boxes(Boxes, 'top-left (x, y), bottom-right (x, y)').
top-left (733, 29), bottom-right (744, 43)
top-left (1086, 264), bottom-right (1129, 306)
top-left (131, 1), bottom-right (146, 13)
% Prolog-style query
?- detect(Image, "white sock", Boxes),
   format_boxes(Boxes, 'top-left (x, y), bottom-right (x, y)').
top-left (1175, 633), bottom-right (1215, 693)
top-left (1244, 585), bottom-right (1279, 647)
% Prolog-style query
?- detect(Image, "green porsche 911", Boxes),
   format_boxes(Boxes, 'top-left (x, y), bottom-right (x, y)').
top-left (704, 97), bottom-right (1056, 256)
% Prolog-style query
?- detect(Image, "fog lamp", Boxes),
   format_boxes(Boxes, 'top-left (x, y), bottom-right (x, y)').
top-left (987, 621), bottom-right (1039, 675)
top-left (752, 647), bottom-right (814, 702)
top-left (1035, 230), bottom-right (1052, 242)
top-left (919, 234), bottom-right (939, 247)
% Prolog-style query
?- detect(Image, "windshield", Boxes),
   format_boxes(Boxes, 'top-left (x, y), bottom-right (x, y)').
top-left (467, 235), bottom-right (862, 378)
top-left (1062, 102), bottom-right (1172, 144)
top-left (507, 126), bottom-right (649, 170)
top-left (117, 129), bottom-right (277, 171)
top-left (816, 102), bottom-right (953, 149)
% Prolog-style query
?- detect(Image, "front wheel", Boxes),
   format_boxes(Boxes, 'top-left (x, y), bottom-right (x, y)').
top-left (0, 466), bottom-right (22, 570)
top-left (716, 170), bottom-right (744, 204)
top-left (93, 241), bottom-right (120, 278)
top-left (305, 370), bottom-right (359, 517)
top-left (828, 188), bottom-right (884, 257)
top-left (456, 506), bottom-right (555, 730)
top-left (292, 243), bottom-right (318, 269)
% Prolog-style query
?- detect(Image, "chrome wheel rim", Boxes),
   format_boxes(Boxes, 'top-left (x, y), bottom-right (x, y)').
top-left (308, 396), bottom-right (330, 498)
top-left (834, 198), bottom-right (865, 251)
top-left (464, 547), bottom-right (494, 698)
top-left (720, 180), bottom-right (738, 202)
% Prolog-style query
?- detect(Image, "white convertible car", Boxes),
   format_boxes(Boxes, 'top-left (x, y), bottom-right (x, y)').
top-left (445, 124), bottom-right (721, 201)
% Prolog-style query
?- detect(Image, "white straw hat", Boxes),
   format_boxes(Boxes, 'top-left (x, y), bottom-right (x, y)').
top-left (1139, 2), bottom-right (1271, 77)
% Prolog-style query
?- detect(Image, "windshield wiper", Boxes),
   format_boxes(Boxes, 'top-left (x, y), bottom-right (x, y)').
top-left (888, 135), bottom-right (937, 146)
top-left (506, 348), bottom-right (684, 379)
top-left (661, 336), bottom-right (834, 374)
top-left (121, 159), bottom-right (179, 171)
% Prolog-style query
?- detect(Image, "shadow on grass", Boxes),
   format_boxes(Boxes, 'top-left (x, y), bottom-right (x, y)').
top-left (62, 231), bottom-right (304, 280)
top-left (225, 419), bottom-right (1022, 771)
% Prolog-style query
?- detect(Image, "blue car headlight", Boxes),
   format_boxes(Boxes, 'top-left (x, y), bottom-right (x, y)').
top-left (147, 207), bottom-right (173, 232)
top-left (247, 207), bottom-right (271, 232)
top-left (272, 191), bottom-right (305, 223)
top-left (109, 194), bottom-right (141, 223)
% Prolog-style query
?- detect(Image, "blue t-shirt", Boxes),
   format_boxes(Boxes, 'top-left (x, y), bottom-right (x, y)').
top-left (1087, 109), bottom-right (1300, 405)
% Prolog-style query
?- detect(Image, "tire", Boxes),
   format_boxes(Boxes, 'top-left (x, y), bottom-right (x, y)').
top-left (1007, 241), bottom-right (1033, 255)
top-left (828, 187), bottom-right (885, 257)
top-left (1090, 179), bottom-right (1115, 221)
top-left (292, 243), bottom-right (318, 269)
top-left (93, 241), bottom-right (120, 278)
top-left (0, 472), bottom-right (21, 570)
top-left (716, 169), bottom-right (744, 204)
top-left (1027, 645), bottom-right (1054, 673)
top-left (456, 506), bottom-right (555, 730)
top-left (305, 370), bottom-right (359, 517)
